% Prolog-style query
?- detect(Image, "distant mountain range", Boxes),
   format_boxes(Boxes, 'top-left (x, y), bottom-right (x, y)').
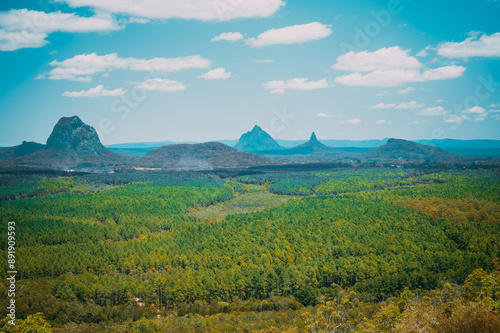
top-left (0, 117), bottom-right (498, 172)
top-left (106, 136), bottom-right (500, 158)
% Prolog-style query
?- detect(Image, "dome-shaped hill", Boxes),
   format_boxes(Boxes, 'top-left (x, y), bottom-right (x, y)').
top-left (362, 138), bottom-right (461, 162)
top-left (139, 142), bottom-right (275, 170)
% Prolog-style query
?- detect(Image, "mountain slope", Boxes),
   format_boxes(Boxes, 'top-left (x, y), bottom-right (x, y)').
top-left (234, 125), bottom-right (282, 152)
top-left (0, 116), bottom-right (127, 170)
top-left (0, 141), bottom-right (45, 160)
top-left (140, 142), bottom-right (276, 170)
top-left (362, 138), bottom-right (461, 162)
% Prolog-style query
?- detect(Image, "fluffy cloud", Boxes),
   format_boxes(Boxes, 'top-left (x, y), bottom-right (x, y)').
top-left (246, 22), bottom-right (332, 47)
top-left (369, 101), bottom-right (423, 109)
top-left (0, 30), bottom-right (47, 51)
top-left (417, 106), bottom-right (447, 116)
top-left (211, 32), bottom-right (243, 42)
top-left (332, 47), bottom-right (422, 72)
top-left (333, 47), bottom-right (465, 87)
top-left (443, 114), bottom-right (469, 124)
top-left (198, 67), bottom-right (232, 79)
top-left (438, 33), bottom-right (500, 58)
top-left (335, 66), bottom-right (465, 87)
top-left (62, 85), bottom-right (126, 97)
top-left (370, 103), bottom-right (396, 109)
top-left (136, 78), bottom-right (186, 92)
top-left (463, 106), bottom-right (486, 114)
top-left (397, 87), bottom-right (415, 94)
top-left (262, 78), bottom-right (328, 94)
top-left (338, 118), bottom-right (361, 124)
top-left (61, 0), bottom-right (285, 21)
top-left (39, 53), bottom-right (211, 81)
top-left (396, 101), bottom-right (424, 109)
top-left (0, 9), bottom-right (118, 51)
top-left (375, 120), bottom-right (387, 124)
top-left (316, 112), bottom-right (332, 118)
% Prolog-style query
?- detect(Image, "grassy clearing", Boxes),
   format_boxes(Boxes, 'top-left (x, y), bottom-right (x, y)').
top-left (188, 185), bottom-right (298, 222)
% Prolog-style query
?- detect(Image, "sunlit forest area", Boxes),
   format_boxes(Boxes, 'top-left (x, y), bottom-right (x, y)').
top-left (1, 168), bottom-right (499, 332)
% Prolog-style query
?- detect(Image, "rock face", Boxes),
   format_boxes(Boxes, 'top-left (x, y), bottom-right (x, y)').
top-left (140, 142), bottom-right (275, 170)
top-left (46, 116), bottom-right (106, 155)
top-left (362, 138), bottom-right (460, 161)
top-left (287, 132), bottom-right (344, 155)
top-left (234, 125), bottom-right (282, 152)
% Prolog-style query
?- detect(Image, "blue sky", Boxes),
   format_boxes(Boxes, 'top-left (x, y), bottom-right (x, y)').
top-left (0, 0), bottom-right (499, 146)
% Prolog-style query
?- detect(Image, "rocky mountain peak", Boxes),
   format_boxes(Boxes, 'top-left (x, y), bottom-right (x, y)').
top-left (234, 125), bottom-right (282, 152)
top-left (310, 132), bottom-right (318, 142)
top-left (46, 116), bottom-right (106, 155)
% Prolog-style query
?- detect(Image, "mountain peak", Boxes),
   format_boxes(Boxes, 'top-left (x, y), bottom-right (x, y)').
top-left (310, 132), bottom-right (318, 142)
top-left (251, 125), bottom-right (263, 132)
top-left (46, 116), bottom-right (106, 155)
top-left (234, 125), bottom-right (282, 153)
top-left (56, 115), bottom-right (84, 127)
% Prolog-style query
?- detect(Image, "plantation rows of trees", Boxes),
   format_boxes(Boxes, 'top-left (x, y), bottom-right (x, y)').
top-left (0, 169), bottom-right (499, 331)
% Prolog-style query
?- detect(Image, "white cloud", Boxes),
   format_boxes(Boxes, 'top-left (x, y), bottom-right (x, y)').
top-left (443, 114), bottom-right (469, 124)
top-left (490, 109), bottom-right (500, 113)
top-left (62, 0), bottom-right (285, 21)
top-left (255, 59), bottom-right (275, 63)
top-left (335, 66), bottom-right (465, 87)
top-left (416, 45), bottom-right (435, 57)
top-left (376, 90), bottom-right (390, 96)
top-left (438, 32), bottom-right (500, 58)
top-left (332, 46), bottom-right (465, 87)
top-left (463, 106), bottom-right (486, 114)
top-left (39, 53), bottom-right (211, 81)
top-left (245, 22), bottom-right (332, 47)
top-left (369, 103), bottom-right (396, 109)
top-left (396, 101), bottom-right (424, 109)
top-left (375, 119), bottom-right (387, 124)
top-left (136, 78), bottom-right (186, 92)
top-left (316, 112), bottom-right (332, 118)
top-left (369, 101), bottom-right (423, 109)
top-left (436, 99), bottom-right (445, 103)
top-left (332, 47), bottom-right (422, 72)
top-left (338, 118), bottom-right (361, 124)
top-left (62, 85), bottom-right (126, 97)
top-left (397, 87), bottom-right (415, 94)
top-left (211, 32), bottom-right (243, 42)
top-left (489, 103), bottom-right (500, 107)
top-left (198, 67), bottom-right (232, 79)
top-left (418, 106), bottom-right (447, 116)
top-left (0, 9), bottom-right (119, 51)
top-left (262, 78), bottom-right (328, 94)
top-left (412, 120), bottom-right (430, 124)
top-left (0, 30), bottom-right (48, 51)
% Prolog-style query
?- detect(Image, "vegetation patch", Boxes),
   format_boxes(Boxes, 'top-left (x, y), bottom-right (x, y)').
top-left (395, 198), bottom-right (500, 223)
top-left (188, 185), bottom-right (298, 221)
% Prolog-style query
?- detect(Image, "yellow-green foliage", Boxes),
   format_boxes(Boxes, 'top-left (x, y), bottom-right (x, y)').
top-left (395, 198), bottom-right (500, 223)
top-left (188, 185), bottom-right (298, 222)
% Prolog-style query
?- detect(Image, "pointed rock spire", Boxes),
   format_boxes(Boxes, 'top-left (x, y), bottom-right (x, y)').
top-left (310, 132), bottom-right (318, 142)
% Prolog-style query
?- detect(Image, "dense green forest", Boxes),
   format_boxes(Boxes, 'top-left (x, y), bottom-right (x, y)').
top-left (0, 168), bottom-right (499, 332)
